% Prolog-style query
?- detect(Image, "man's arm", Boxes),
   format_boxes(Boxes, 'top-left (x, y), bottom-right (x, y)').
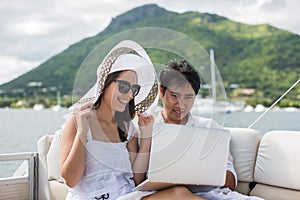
top-left (223, 170), bottom-right (236, 190)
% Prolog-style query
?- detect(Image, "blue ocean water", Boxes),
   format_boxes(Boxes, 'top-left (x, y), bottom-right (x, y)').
top-left (0, 108), bottom-right (68, 178)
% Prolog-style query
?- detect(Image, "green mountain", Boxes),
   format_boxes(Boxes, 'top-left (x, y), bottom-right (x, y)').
top-left (0, 4), bottom-right (299, 107)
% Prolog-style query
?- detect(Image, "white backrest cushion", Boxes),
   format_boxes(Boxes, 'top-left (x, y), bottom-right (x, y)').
top-left (46, 129), bottom-right (64, 182)
top-left (37, 135), bottom-right (54, 200)
top-left (254, 130), bottom-right (300, 190)
top-left (38, 135), bottom-right (54, 157)
top-left (226, 128), bottom-right (261, 182)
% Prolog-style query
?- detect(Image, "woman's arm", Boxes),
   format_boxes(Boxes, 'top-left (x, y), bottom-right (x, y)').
top-left (60, 104), bottom-right (92, 188)
top-left (128, 114), bottom-right (153, 185)
top-left (127, 135), bottom-right (150, 185)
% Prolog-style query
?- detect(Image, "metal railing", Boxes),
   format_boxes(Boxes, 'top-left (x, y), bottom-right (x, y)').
top-left (0, 152), bottom-right (38, 200)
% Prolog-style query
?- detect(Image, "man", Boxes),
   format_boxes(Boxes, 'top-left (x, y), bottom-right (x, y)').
top-left (149, 59), bottom-right (264, 199)
top-left (158, 59), bottom-right (236, 187)
top-left (119, 60), bottom-right (263, 200)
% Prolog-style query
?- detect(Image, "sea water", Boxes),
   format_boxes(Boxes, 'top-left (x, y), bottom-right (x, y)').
top-left (0, 108), bottom-right (68, 178)
top-left (0, 108), bottom-right (299, 177)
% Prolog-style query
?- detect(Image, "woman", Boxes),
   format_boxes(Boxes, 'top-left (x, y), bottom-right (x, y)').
top-left (60, 40), bottom-right (206, 200)
top-left (60, 40), bottom-right (158, 199)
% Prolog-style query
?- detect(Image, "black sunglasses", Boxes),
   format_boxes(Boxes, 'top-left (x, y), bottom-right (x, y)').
top-left (113, 80), bottom-right (141, 97)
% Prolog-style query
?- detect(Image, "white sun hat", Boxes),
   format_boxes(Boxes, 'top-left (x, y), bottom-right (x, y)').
top-left (72, 40), bottom-right (158, 114)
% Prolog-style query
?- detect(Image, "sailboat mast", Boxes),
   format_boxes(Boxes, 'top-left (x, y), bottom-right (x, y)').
top-left (57, 90), bottom-right (61, 106)
top-left (210, 48), bottom-right (217, 105)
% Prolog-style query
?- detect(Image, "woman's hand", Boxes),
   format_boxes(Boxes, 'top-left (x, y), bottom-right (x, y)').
top-left (74, 102), bottom-right (94, 144)
top-left (137, 113), bottom-right (154, 140)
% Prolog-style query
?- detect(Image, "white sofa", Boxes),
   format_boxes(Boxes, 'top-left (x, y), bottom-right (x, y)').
top-left (37, 128), bottom-right (300, 200)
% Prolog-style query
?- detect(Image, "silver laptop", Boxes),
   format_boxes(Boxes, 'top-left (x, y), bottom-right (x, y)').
top-left (134, 123), bottom-right (230, 191)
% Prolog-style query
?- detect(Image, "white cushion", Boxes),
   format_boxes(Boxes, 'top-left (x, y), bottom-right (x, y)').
top-left (254, 130), bottom-right (300, 191)
top-left (37, 135), bottom-right (54, 200)
top-left (49, 180), bottom-right (68, 200)
top-left (236, 181), bottom-right (252, 195)
top-left (38, 135), bottom-right (54, 156)
top-left (226, 128), bottom-right (261, 182)
top-left (46, 129), bottom-right (64, 182)
top-left (250, 183), bottom-right (300, 200)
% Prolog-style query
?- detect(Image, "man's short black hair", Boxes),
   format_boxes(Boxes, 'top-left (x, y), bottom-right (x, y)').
top-left (160, 59), bottom-right (201, 95)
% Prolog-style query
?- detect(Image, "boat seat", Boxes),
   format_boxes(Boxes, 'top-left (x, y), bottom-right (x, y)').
top-left (225, 127), bottom-right (261, 195)
top-left (250, 130), bottom-right (300, 200)
top-left (37, 129), bottom-right (68, 200)
top-left (37, 128), bottom-right (300, 200)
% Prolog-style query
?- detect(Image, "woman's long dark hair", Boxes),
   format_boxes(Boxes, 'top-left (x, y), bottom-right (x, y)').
top-left (92, 71), bottom-right (136, 142)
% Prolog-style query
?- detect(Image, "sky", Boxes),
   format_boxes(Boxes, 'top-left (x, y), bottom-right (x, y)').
top-left (0, 0), bottom-right (299, 85)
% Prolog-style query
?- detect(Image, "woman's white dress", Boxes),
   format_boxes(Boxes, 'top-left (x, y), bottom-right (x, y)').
top-left (66, 128), bottom-right (135, 200)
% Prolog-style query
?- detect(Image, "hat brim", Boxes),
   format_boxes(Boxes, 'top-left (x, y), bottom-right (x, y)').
top-left (110, 54), bottom-right (156, 105)
top-left (73, 40), bottom-right (158, 113)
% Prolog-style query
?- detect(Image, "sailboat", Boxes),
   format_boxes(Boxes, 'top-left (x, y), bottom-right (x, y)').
top-left (52, 90), bottom-right (62, 111)
top-left (33, 103), bottom-right (44, 111)
top-left (191, 48), bottom-right (244, 115)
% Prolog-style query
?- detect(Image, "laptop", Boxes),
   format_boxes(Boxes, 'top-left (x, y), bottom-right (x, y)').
top-left (134, 123), bottom-right (230, 191)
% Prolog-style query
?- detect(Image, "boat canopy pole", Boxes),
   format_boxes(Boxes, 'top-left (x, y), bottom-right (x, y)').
top-left (248, 78), bottom-right (300, 129)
